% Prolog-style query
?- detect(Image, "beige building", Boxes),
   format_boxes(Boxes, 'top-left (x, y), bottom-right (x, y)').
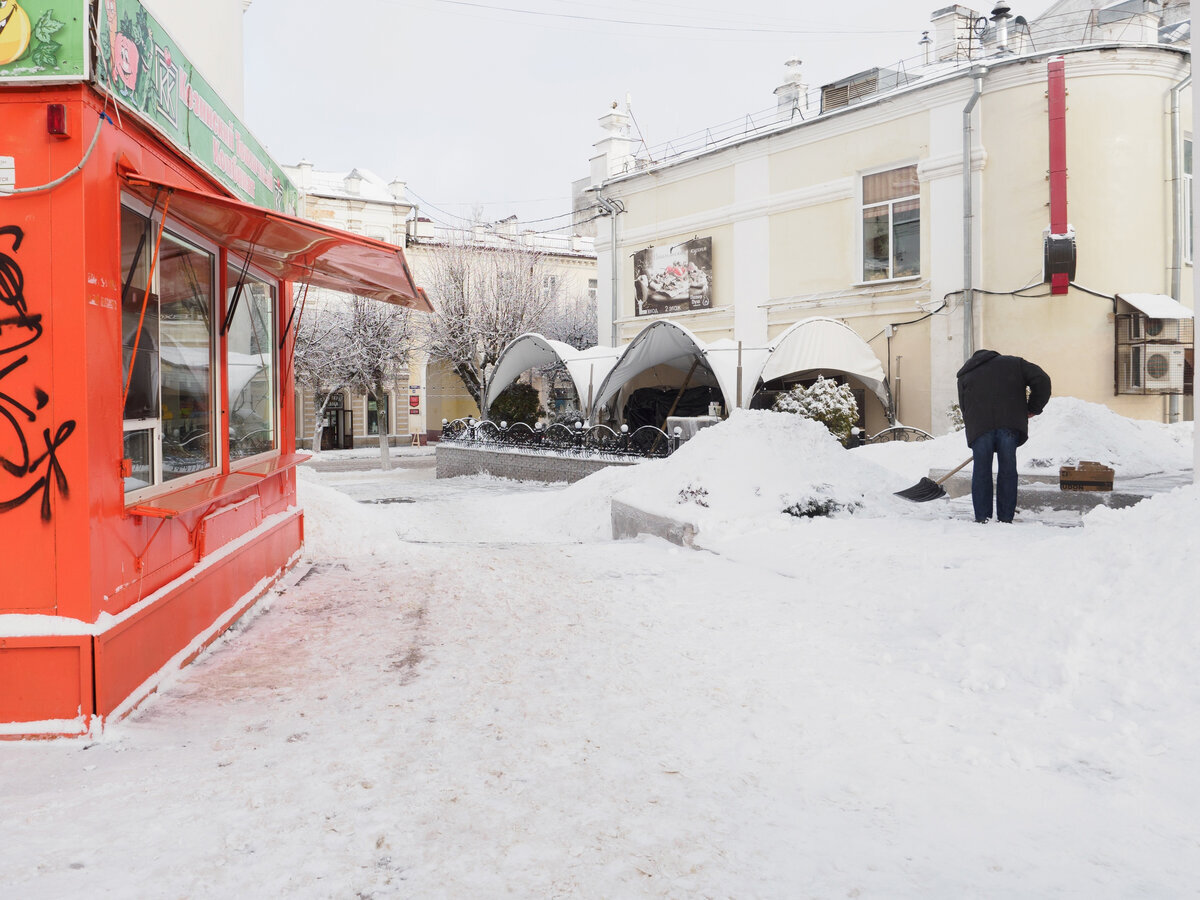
top-left (285, 164), bottom-right (597, 447)
top-left (580, 1), bottom-right (1193, 436)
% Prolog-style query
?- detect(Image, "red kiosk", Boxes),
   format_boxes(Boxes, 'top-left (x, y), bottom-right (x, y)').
top-left (0, 1), bottom-right (429, 737)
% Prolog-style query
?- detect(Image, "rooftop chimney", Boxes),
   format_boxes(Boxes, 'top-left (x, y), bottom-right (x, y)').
top-left (774, 58), bottom-right (810, 120)
top-left (590, 99), bottom-right (634, 183)
top-left (930, 5), bottom-right (981, 61)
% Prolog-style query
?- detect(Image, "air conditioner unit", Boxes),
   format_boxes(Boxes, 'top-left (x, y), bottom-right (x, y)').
top-left (1144, 343), bottom-right (1186, 391)
top-left (1142, 318), bottom-right (1184, 342)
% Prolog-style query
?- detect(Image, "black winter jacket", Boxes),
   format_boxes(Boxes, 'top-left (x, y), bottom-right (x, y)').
top-left (956, 350), bottom-right (1052, 446)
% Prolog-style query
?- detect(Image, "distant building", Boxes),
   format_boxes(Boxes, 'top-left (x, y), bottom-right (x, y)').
top-left (579, 0), bottom-right (1193, 435)
top-left (285, 164), bottom-right (598, 446)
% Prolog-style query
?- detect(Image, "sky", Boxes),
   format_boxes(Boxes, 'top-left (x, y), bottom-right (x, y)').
top-left (242, 0), bottom-right (1047, 230)
top-left (2, 399), bottom-right (1196, 893)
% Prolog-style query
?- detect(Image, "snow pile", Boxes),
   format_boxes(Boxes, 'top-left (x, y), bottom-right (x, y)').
top-left (584, 410), bottom-right (911, 535)
top-left (296, 467), bottom-right (403, 557)
top-left (857, 396), bottom-right (1194, 478)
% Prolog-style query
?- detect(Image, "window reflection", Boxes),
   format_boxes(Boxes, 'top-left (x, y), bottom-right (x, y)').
top-left (159, 235), bottom-right (214, 481)
top-left (226, 266), bottom-right (277, 460)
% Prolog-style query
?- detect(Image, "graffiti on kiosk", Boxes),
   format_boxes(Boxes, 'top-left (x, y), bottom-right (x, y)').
top-left (0, 225), bottom-right (76, 521)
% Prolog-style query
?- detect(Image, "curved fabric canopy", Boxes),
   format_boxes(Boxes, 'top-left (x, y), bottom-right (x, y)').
top-left (485, 334), bottom-right (622, 414)
top-left (485, 333), bottom-right (581, 409)
top-left (704, 338), bottom-right (773, 410)
top-left (759, 317), bottom-right (890, 408)
top-left (591, 320), bottom-right (723, 418)
top-left (562, 345), bottom-right (622, 414)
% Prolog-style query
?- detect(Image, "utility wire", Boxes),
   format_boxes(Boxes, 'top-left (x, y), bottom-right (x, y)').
top-left (417, 0), bottom-right (912, 35)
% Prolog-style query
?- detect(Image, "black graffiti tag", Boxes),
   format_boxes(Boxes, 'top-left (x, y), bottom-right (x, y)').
top-left (0, 225), bottom-right (77, 522)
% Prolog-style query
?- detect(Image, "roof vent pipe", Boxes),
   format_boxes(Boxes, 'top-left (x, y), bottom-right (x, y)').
top-left (990, 1), bottom-right (1013, 54)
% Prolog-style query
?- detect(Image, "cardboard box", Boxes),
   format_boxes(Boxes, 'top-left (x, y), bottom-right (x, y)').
top-left (1059, 460), bottom-right (1114, 492)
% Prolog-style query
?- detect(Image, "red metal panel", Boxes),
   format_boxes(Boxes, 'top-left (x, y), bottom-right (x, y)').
top-left (1047, 58), bottom-right (1069, 295)
top-left (93, 509), bottom-right (302, 717)
top-left (0, 636), bottom-right (94, 726)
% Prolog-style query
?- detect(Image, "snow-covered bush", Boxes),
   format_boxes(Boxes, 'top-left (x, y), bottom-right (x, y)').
top-left (772, 377), bottom-right (859, 444)
top-left (489, 382), bottom-right (542, 425)
top-left (947, 403), bottom-right (965, 432)
top-left (550, 407), bottom-right (587, 427)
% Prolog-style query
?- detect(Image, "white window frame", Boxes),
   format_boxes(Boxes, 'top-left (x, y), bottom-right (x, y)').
top-left (225, 254), bottom-right (281, 470)
top-left (121, 195), bottom-right (223, 504)
top-left (857, 163), bottom-right (922, 284)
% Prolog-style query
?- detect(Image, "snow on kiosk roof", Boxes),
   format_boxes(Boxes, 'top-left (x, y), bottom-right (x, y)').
top-left (122, 174), bottom-right (432, 312)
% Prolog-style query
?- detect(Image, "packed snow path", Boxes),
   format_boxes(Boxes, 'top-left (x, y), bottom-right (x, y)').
top-left (2, 453), bottom-right (1197, 897)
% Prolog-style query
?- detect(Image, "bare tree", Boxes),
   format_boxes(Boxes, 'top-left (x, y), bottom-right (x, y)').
top-left (539, 290), bottom-right (598, 415)
top-left (292, 300), bottom-right (355, 455)
top-left (345, 296), bottom-right (417, 471)
top-left (543, 291), bottom-right (598, 351)
top-left (420, 240), bottom-right (560, 414)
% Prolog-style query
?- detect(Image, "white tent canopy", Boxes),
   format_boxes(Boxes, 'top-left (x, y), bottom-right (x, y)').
top-left (563, 346), bottom-right (622, 415)
top-left (705, 339), bottom-right (772, 410)
top-left (759, 317), bottom-right (891, 410)
top-left (485, 333), bottom-right (621, 414)
top-left (590, 320), bottom-right (723, 419)
top-left (486, 316), bottom-right (891, 423)
top-left (484, 334), bottom-right (581, 411)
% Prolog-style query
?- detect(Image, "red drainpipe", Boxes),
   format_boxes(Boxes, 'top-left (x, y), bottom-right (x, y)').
top-left (1047, 57), bottom-right (1069, 295)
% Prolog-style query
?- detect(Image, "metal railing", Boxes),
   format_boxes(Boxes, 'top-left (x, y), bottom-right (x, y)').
top-left (858, 425), bottom-right (934, 444)
top-left (440, 418), bottom-right (681, 459)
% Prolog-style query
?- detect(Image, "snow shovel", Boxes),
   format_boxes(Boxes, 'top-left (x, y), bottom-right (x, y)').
top-left (895, 456), bottom-right (973, 502)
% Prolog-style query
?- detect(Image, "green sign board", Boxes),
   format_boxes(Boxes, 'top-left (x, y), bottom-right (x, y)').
top-left (93, 0), bottom-right (297, 214)
top-left (0, 0), bottom-right (89, 80)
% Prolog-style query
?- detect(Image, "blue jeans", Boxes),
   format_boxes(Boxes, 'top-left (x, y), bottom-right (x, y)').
top-left (970, 427), bottom-right (1019, 522)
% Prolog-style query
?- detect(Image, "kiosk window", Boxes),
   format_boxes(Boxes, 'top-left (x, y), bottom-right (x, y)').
top-left (226, 264), bottom-right (277, 461)
top-left (121, 204), bottom-right (218, 494)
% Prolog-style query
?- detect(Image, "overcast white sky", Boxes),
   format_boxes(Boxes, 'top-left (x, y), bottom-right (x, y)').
top-left (243, 0), bottom-right (1042, 230)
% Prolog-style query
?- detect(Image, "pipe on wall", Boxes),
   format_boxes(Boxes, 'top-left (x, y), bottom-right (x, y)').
top-left (1169, 71), bottom-right (1192, 302)
top-left (1168, 71), bottom-right (1190, 426)
top-left (962, 67), bottom-right (987, 360)
top-left (1047, 57), bottom-right (1069, 296)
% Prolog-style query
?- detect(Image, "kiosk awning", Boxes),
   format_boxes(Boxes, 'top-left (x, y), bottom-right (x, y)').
top-left (1116, 293), bottom-right (1194, 319)
top-left (122, 174), bottom-right (432, 311)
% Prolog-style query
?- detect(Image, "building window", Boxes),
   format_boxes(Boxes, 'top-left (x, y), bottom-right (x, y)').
top-left (1185, 138), bottom-right (1193, 265)
top-left (862, 165), bottom-right (919, 281)
top-left (226, 262), bottom-right (277, 461)
top-left (367, 393), bottom-right (389, 436)
top-left (542, 274), bottom-right (559, 299)
top-left (587, 278), bottom-right (598, 302)
top-left (121, 203), bottom-right (218, 495)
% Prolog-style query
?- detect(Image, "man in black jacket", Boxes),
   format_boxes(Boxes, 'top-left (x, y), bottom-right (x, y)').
top-left (956, 349), bottom-right (1052, 523)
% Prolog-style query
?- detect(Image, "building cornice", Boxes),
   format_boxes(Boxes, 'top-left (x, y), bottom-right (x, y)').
top-left (598, 43), bottom-right (1189, 197)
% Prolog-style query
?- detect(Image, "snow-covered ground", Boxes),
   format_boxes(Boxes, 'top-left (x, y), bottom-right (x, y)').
top-left (1, 400), bottom-right (1197, 897)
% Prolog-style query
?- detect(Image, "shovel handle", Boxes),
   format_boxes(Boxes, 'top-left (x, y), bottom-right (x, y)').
top-left (938, 456), bottom-right (974, 485)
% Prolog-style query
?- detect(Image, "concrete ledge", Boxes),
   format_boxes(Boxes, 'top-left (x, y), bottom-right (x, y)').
top-left (932, 470), bottom-right (1162, 506)
top-left (437, 445), bottom-right (640, 483)
top-left (611, 498), bottom-right (697, 548)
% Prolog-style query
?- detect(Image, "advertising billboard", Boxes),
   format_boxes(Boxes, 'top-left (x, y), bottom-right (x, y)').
top-left (632, 237), bottom-right (712, 317)
top-left (93, 0), bottom-right (297, 213)
top-left (0, 0), bottom-right (88, 81)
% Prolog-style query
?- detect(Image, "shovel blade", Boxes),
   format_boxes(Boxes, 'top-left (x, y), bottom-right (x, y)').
top-left (895, 476), bottom-right (947, 502)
